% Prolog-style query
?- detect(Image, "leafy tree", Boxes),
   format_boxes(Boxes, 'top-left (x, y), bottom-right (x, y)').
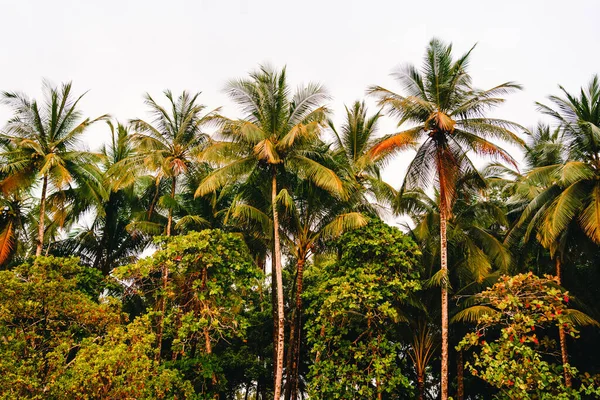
top-left (457, 273), bottom-right (600, 399)
top-left (0, 256), bottom-right (122, 397)
top-left (368, 38), bottom-right (523, 399)
top-left (306, 220), bottom-right (421, 399)
top-left (196, 65), bottom-right (344, 399)
top-left (55, 316), bottom-right (195, 400)
top-left (0, 81), bottom-right (107, 256)
top-left (115, 229), bottom-right (262, 396)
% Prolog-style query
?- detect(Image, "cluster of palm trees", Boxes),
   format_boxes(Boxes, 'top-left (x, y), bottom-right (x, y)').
top-left (1, 38), bottom-right (599, 399)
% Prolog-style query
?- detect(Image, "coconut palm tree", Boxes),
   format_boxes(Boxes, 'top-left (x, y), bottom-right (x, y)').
top-left (196, 65), bottom-right (345, 399)
top-left (0, 81), bottom-right (107, 257)
top-left (51, 122), bottom-right (150, 275)
top-left (524, 75), bottom-right (600, 249)
top-left (0, 190), bottom-right (33, 267)
top-left (508, 76), bottom-right (600, 387)
top-left (368, 38), bottom-right (523, 399)
top-left (281, 172), bottom-right (367, 400)
top-left (329, 101), bottom-right (396, 210)
top-left (110, 90), bottom-right (218, 237)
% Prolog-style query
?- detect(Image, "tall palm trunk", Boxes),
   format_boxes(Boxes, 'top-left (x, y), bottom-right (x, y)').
top-left (555, 257), bottom-right (572, 387)
top-left (148, 179), bottom-right (161, 220)
top-left (155, 177), bottom-right (176, 360)
top-left (439, 205), bottom-right (449, 400)
top-left (36, 175), bottom-right (48, 257)
top-left (457, 349), bottom-right (464, 400)
top-left (166, 177), bottom-right (176, 236)
top-left (285, 254), bottom-right (306, 400)
top-left (272, 169), bottom-right (285, 400)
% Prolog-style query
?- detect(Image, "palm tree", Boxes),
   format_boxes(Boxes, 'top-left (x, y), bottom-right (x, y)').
top-left (52, 122), bottom-right (149, 275)
top-left (196, 65), bottom-right (344, 399)
top-left (402, 172), bottom-right (511, 400)
top-left (0, 191), bottom-right (32, 267)
top-left (0, 81), bottom-right (107, 257)
top-left (281, 173), bottom-right (367, 400)
top-left (526, 75), bottom-right (600, 248)
top-left (401, 182), bottom-right (511, 287)
top-left (111, 90), bottom-right (218, 237)
top-left (329, 101), bottom-right (396, 210)
top-left (509, 76), bottom-right (600, 387)
top-left (368, 38), bottom-right (523, 399)
top-left (108, 91), bottom-right (217, 358)
top-left (408, 321), bottom-right (438, 400)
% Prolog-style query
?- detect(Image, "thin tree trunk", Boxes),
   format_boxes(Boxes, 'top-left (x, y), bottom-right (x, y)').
top-left (205, 326), bottom-right (219, 398)
top-left (284, 306), bottom-right (296, 400)
top-left (244, 381), bottom-right (251, 400)
top-left (285, 255), bottom-right (305, 400)
top-left (457, 349), bottom-right (464, 400)
top-left (36, 175), bottom-right (48, 257)
top-left (555, 257), bottom-right (572, 387)
top-left (166, 177), bottom-right (176, 236)
top-left (314, 324), bottom-right (326, 364)
top-left (148, 178), bottom-right (161, 219)
top-left (272, 169), bottom-right (285, 400)
top-left (440, 205), bottom-right (449, 400)
top-left (155, 263), bottom-right (169, 360)
top-left (200, 265), bottom-right (219, 398)
top-left (290, 257), bottom-right (305, 400)
top-left (272, 254), bottom-right (278, 386)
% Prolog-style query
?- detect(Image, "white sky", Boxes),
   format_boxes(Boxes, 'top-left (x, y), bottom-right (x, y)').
top-left (1, 0), bottom-right (599, 197)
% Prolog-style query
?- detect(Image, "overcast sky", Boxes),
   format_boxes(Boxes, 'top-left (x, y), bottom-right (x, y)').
top-left (1, 0), bottom-right (599, 193)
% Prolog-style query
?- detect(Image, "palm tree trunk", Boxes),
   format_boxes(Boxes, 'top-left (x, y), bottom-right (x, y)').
top-left (417, 374), bottom-right (425, 400)
top-left (555, 257), bottom-right (572, 387)
top-left (285, 255), bottom-right (306, 400)
top-left (36, 175), bottom-right (48, 257)
top-left (284, 306), bottom-right (296, 400)
top-left (272, 169), bottom-right (285, 400)
top-left (166, 177), bottom-right (176, 236)
top-left (457, 349), bottom-right (464, 400)
top-left (148, 178), bottom-right (161, 219)
top-left (272, 254), bottom-right (278, 386)
top-left (440, 205), bottom-right (449, 400)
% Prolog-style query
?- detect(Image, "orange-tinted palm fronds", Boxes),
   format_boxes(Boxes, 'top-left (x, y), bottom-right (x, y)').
top-left (0, 220), bottom-right (14, 265)
top-left (370, 129), bottom-right (420, 161)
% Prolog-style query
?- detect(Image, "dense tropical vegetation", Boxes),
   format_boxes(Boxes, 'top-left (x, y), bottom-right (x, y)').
top-left (1, 38), bottom-right (600, 399)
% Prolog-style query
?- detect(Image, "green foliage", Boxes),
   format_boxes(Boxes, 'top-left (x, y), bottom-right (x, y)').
top-left (0, 43), bottom-right (600, 400)
top-left (0, 257), bottom-right (122, 398)
top-left (55, 316), bottom-right (195, 399)
top-left (116, 230), bottom-right (262, 396)
top-left (457, 273), bottom-right (600, 399)
top-left (306, 220), bottom-right (421, 399)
